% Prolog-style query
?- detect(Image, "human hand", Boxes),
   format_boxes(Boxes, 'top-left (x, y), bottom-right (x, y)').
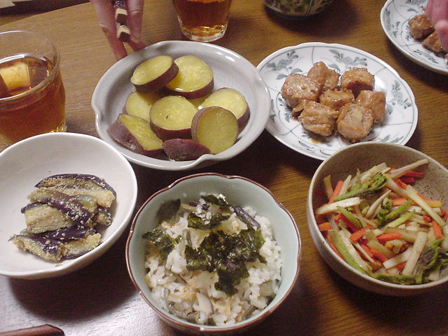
top-left (426, 0), bottom-right (448, 51)
top-left (90, 0), bottom-right (147, 60)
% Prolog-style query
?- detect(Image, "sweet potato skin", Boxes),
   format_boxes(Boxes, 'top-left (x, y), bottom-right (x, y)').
top-left (162, 138), bottom-right (211, 161)
top-left (107, 115), bottom-right (165, 158)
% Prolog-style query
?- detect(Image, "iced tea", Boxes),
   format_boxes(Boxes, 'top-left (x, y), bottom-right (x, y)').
top-left (173, 0), bottom-right (232, 42)
top-left (0, 31), bottom-right (65, 151)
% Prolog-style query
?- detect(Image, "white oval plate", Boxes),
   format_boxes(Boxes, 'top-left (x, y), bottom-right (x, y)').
top-left (93, 41), bottom-right (270, 171)
top-left (381, 0), bottom-right (448, 75)
top-left (257, 42), bottom-right (418, 161)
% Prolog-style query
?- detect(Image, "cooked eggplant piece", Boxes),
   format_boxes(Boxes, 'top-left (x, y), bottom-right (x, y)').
top-left (21, 202), bottom-right (75, 234)
top-left (11, 173), bottom-right (116, 262)
top-left (47, 187), bottom-right (115, 208)
top-left (27, 189), bottom-right (94, 227)
top-left (10, 231), bottom-right (101, 262)
top-left (94, 207), bottom-right (113, 227)
top-left (35, 173), bottom-right (116, 196)
top-left (234, 206), bottom-right (260, 229)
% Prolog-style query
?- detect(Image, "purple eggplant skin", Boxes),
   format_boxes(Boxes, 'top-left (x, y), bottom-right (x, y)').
top-left (30, 189), bottom-right (94, 226)
top-left (35, 173), bottom-right (116, 196)
top-left (233, 206), bottom-right (260, 229)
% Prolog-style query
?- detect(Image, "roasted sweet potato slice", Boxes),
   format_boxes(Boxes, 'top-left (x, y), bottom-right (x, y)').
top-left (199, 88), bottom-right (250, 131)
top-left (107, 113), bottom-right (164, 158)
top-left (130, 55), bottom-right (179, 93)
top-left (165, 55), bottom-right (214, 99)
top-left (191, 106), bottom-right (238, 154)
top-left (162, 138), bottom-right (210, 161)
top-left (149, 95), bottom-right (198, 140)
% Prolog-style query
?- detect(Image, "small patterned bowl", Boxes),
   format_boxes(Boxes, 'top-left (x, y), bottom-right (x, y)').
top-left (263, 0), bottom-right (334, 18)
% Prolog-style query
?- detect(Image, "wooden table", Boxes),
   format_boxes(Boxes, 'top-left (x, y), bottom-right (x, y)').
top-left (1, 1), bottom-right (447, 335)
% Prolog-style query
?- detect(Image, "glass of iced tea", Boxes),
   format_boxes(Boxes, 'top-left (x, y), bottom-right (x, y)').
top-left (173, 0), bottom-right (233, 42)
top-left (0, 30), bottom-right (66, 151)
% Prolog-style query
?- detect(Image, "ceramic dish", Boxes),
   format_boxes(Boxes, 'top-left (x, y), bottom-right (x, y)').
top-left (0, 133), bottom-right (138, 279)
top-left (93, 40), bottom-right (270, 171)
top-left (307, 142), bottom-right (448, 296)
top-left (381, 0), bottom-right (448, 75)
top-left (257, 42), bottom-right (418, 161)
top-left (126, 173), bottom-right (301, 334)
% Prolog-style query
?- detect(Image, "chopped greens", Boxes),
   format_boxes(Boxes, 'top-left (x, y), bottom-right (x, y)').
top-left (187, 212), bottom-right (230, 230)
top-left (143, 194), bottom-right (268, 296)
top-left (186, 229), bottom-right (265, 295)
top-left (156, 199), bottom-right (181, 224)
top-left (142, 227), bottom-right (174, 260)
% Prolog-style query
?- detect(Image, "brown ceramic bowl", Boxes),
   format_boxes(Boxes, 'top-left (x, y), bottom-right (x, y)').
top-left (307, 142), bottom-right (448, 296)
top-left (126, 173), bottom-right (301, 333)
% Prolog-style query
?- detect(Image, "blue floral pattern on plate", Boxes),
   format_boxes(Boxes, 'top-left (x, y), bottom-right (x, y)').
top-left (257, 42), bottom-right (418, 161)
top-left (381, 0), bottom-right (448, 75)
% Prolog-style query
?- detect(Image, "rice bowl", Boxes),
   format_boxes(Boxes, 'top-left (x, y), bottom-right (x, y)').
top-left (126, 173), bottom-right (301, 333)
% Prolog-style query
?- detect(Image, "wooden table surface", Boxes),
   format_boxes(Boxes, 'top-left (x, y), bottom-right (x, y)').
top-left (1, 1), bottom-right (448, 335)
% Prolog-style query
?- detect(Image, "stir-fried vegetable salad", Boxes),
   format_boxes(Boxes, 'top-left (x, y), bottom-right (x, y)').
top-left (315, 159), bottom-right (448, 285)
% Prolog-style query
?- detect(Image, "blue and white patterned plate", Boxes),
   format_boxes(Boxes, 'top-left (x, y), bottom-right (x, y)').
top-left (257, 42), bottom-right (418, 161)
top-left (381, 0), bottom-right (448, 75)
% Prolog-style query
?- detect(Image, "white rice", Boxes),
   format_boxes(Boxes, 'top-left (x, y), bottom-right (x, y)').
top-left (144, 203), bottom-right (282, 326)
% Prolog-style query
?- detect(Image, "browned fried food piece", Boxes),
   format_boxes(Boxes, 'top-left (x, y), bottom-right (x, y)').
top-left (422, 31), bottom-right (444, 53)
top-left (341, 68), bottom-right (375, 97)
top-left (356, 90), bottom-right (386, 124)
top-left (281, 74), bottom-right (322, 108)
top-left (319, 90), bottom-right (355, 111)
top-left (409, 13), bottom-right (435, 39)
top-left (307, 62), bottom-right (340, 91)
top-left (298, 101), bottom-right (339, 137)
top-left (336, 103), bottom-right (373, 141)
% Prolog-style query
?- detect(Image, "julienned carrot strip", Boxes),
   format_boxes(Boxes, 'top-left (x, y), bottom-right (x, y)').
top-left (403, 171), bottom-right (424, 178)
top-left (350, 227), bottom-right (368, 242)
top-left (392, 198), bottom-right (408, 206)
top-left (377, 233), bottom-right (402, 243)
top-left (329, 180), bottom-right (344, 204)
top-left (338, 214), bottom-right (359, 232)
top-left (318, 222), bottom-right (332, 232)
top-left (396, 261), bottom-right (407, 271)
top-left (370, 247), bottom-right (389, 263)
top-left (423, 215), bottom-right (432, 223)
top-left (360, 244), bottom-right (374, 258)
top-left (400, 177), bottom-right (415, 184)
top-left (443, 209), bottom-right (448, 221)
top-left (395, 179), bottom-right (408, 189)
top-left (432, 220), bottom-right (443, 239)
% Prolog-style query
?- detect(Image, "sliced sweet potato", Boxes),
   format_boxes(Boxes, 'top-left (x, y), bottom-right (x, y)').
top-left (162, 138), bottom-right (211, 161)
top-left (125, 91), bottom-right (161, 122)
top-left (199, 88), bottom-right (250, 131)
top-left (165, 55), bottom-right (214, 99)
top-left (107, 113), bottom-right (164, 158)
top-left (130, 55), bottom-right (179, 93)
top-left (191, 106), bottom-right (239, 154)
top-left (150, 95), bottom-right (198, 140)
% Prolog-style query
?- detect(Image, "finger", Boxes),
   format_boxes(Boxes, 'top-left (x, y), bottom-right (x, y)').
top-left (426, 0), bottom-right (434, 21)
top-left (126, 0), bottom-right (144, 43)
top-left (128, 40), bottom-right (147, 52)
top-left (427, 0), bottom-right (448, 26)
top-left (90, 0), bottom-right (128, 60)
top-left (435, 20), bottom-right (448, 51)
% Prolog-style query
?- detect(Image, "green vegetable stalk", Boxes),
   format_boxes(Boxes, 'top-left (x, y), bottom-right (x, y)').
top-left (334, 173), bottom-right (387, 202)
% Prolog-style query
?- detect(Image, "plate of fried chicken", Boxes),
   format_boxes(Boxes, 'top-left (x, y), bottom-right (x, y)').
top-left (257, 42), bottom-right (418, 161)
top-left (381, 0), bottom-right (448, 75)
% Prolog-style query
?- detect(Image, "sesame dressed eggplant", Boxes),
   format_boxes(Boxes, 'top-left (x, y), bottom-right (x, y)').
top-left (35, 173), bottom-right (116, 196)
top-left (10, 173), bottom-right (116, 262)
